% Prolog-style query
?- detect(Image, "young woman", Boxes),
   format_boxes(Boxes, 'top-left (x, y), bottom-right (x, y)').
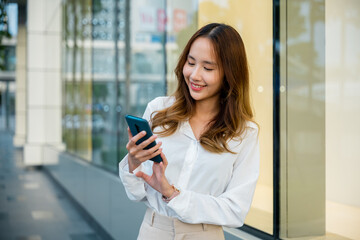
top-left (119, 23), bottom-right (259, 240)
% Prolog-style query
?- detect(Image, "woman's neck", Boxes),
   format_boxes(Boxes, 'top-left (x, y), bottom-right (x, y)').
top-left (189, 99), bottom-right (219, 140)
top-left (193, 99), bottom-right (219, 122)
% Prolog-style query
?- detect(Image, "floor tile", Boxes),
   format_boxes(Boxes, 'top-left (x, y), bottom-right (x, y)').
top-left (0, 211), bottom-right (9, 220)
top-left (69, 233), bottom-right (100, 240)
top-left (62, 220), bottom-right (94, 234)
top-left (7, 195), bottom-right (16, 202)
top-left (0, 132), bottom-right (109, 240)
top-left (31, 211), bottom-right (54, 220)
top-left (23, 182), bottom-right (40, 189)
top-left (15, 235), bottom-right (42, 240)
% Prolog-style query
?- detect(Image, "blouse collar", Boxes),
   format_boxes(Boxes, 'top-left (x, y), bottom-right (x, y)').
top-left (179, 120), bottom-right (198, 141)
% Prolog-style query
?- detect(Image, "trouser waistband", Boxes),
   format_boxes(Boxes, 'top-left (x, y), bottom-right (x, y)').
top-left (143, 208), bottom-right (222, 234)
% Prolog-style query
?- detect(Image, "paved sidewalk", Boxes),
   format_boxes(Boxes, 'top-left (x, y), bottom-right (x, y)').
top-left (0, 131), bottom-right (105, 240)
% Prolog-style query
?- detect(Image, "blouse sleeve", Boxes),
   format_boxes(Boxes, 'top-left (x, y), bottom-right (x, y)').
top-left (166, 127), bottom-right (260, 228)
top-left (118, 101), bottom-right (155, 202)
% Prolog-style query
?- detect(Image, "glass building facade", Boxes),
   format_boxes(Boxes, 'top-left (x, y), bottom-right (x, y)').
top-left (59, 0), bottom-right (360, 239)
top-left (62, 0), bottom-right (197, 171)
top-left (0, 3), bottom-right (18, 132)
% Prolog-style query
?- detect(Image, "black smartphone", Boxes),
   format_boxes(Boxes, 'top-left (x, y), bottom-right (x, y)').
top-left (125, 115), bottom-right (162, 163)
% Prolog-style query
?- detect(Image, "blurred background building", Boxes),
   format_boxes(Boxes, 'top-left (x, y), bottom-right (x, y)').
top-left (0, 0), bottom-right (359, 239)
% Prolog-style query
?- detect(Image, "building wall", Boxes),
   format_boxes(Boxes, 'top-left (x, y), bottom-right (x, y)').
top-left (24, 0), bottom-right (64, 165)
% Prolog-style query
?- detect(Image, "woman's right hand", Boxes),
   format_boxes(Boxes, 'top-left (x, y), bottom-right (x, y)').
top-left (126, 127), bottom-right (162, 173)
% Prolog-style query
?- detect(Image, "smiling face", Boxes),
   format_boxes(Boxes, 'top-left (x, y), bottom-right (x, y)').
top-left (182, 37), bottom-right (224, 107)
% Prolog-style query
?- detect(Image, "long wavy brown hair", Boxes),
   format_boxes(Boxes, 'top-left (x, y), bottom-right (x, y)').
top-left (151, 23), bottom-right (257, 154)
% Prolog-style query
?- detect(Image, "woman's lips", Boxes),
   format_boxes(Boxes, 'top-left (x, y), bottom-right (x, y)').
top-left (190, 82), bottom-right (207, 91)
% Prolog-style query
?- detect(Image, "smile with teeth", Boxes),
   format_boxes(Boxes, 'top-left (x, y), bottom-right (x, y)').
top-left (191, 82), bottom-right (207, 89)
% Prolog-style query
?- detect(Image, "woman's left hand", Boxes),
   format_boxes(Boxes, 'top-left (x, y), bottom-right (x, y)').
top-left (135, 152), bottom-right (175, 198)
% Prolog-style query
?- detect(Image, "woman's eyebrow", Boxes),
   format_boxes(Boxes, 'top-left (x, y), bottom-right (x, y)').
top-left (188, 54), bottom-right (217, 66)
top-left (188, 55), bottom-right (196, 61)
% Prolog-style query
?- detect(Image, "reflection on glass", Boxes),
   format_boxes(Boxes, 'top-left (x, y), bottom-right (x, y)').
top-left (117, 82), bottom-right (128, 163)
top-left (63, 0), bottom-right (76, 154)
top-left (325, 0), bottom-right (360, 239)
top-left (75, 0), bottom-right (92, 161)
top-left (166, 0), bottom-right (198, 95)
top-left (280, 1), bottom-right (360, 239)
top-left (0, 82), bottom-right (15, 131)
top-left (91, 0), bottom-right (119, 171)
top-left (1, 46), bottom-right (16, 71)
top-left (129, 0), bottom-right (166, 112)
top-left (92, 81), bottom-right (118, 171)
top-left (62, 0), bottom-right (92, 160)
top-left (280, 0), bottom-right (326, 238)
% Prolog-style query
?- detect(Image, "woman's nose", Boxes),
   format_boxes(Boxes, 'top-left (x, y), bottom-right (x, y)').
top-left (190, 66), bottom-right (201, 81)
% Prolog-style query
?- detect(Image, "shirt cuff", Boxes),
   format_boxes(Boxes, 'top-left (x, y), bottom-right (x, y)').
top-left (166, 189), bottom-right (191, 221)
top-left (120, 158), bottom-right (144, 174)
top-left (118, 156), bottom-right (147, 201)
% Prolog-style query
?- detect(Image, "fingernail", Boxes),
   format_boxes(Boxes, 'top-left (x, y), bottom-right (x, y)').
top-left (142, 131), bottom-right (146, 135)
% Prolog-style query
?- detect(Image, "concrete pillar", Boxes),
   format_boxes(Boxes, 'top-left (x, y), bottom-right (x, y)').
top-left (24, 0), bottom-right (64, 165)
top-left (13, 26), bottom-right (27, 146)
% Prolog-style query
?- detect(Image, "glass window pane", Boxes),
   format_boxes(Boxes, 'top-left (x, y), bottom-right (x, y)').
top-left (92, 81), bottom-right (118, 171)
top-left (62, 0), bottom-right (92, 161)
top-left (325, 0), bottom-right (360, 239)
top-left (281, 1), bottom-right (360, 239)
top-left (62, 0), bottom-right (76, 154)
top-left (91, 0), bottom-right (118, 171)
top-left (74, 0), bottom-right (92, 161)
top-left (166, 0), bottom-right (198, 95)
top-left (129, 0), bottom-right (166, 116)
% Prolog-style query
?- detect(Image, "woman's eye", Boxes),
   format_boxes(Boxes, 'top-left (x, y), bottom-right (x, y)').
top-left (204, 67), bottom-right (214, 71)
top-left (188, 61), bottom-right (195, 66)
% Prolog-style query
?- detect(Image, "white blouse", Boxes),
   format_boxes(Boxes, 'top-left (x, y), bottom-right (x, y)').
top-left (119, 96), bottom-right (260, 228)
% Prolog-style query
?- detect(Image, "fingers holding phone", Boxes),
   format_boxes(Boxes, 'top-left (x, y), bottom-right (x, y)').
top-left (125, 114), bottom-right (163, 159)
top-left (126, 127), bottom-right (163, 173)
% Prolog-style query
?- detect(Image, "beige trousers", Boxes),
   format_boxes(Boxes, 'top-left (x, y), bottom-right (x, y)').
top-left (137, 208), bottom-right (225, 240)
